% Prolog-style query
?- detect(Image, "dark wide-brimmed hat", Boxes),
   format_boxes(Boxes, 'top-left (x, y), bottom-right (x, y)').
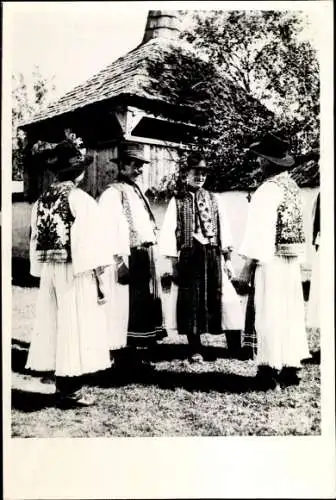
top-left (46, 140), bottom-right (94, 177)
top-left (249, 132), bottom-right (295, 168)
top-left (110, 142), bottom-right (150, 164)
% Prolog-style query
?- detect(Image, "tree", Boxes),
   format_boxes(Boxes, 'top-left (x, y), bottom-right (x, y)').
top-left (12, 67), bottom-right (56, 180)
top-left (146, 10), bottom-right (319, 191)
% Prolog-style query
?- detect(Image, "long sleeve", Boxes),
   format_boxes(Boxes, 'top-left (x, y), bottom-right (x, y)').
top-left (98, 186), bottom-right (130, 257)
top-left (29, 201), bottom-right (42, 277)
top-left (239, 181), bottom-right (282, 264)
top-left (158, 197), bottom-right (178, 258)
top-left (214, 193), bottom-right (234, 251)
top-left (69, 188), bottom-right (115, 275)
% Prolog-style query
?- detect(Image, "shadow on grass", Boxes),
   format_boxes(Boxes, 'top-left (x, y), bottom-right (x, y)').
top-left (145, 369), bottom-right (259, 394)
top-left (11, 388), bottom-right (55, 412)
top-left (86, 362), bottom-right (260, 394)
top-left (11, 334), bottom-right (321, 401)
top-left (11, 341), bottom-right (234, 375)
top-left (12, 257), bottom-right (40, 288)
top-left (147, 343), bottom-right (239, 362)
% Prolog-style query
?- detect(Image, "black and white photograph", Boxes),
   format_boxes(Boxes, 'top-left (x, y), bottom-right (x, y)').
top-left (2, 1), bottom-right (335, 498)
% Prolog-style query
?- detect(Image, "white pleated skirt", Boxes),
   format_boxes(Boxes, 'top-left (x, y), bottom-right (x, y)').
top-left (221, 268), bottom-right (245, 330)
top-left (307, 247), bottom-right (320, 329)
top-left (101, 264), bottom-right (129, 350)
top-left (254, 256), bottom-right (310, 370)
top-left (26, 263), bottom-right (112, 377)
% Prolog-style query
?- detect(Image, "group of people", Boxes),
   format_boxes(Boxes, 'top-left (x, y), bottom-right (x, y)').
top-left (25, 131), bottom-right (319, 407)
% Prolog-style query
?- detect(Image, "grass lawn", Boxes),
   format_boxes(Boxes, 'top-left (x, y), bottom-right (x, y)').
top-left (11, 286), bottom-right (320, 438)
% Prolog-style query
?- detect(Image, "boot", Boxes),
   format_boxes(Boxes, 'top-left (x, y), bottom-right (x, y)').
top-left (225, 330), bottom-right (243, 359)
top-left (187, 333), bottom-right (204, 362)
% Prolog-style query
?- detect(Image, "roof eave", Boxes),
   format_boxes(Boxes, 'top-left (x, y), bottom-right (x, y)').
top-left (19, 92), bottom-right (201, 138)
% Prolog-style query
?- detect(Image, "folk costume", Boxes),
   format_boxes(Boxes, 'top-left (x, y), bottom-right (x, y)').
top-left (307, 192), bottom-right (320, 329)
top-left (239, 133), bottom-right (310, 386)
top-left (26, 139), bottom-right (112, 406)
top-left (99, 143), bottom-right (166, 349)
top-left (159, 161), bottom-right (242, 356)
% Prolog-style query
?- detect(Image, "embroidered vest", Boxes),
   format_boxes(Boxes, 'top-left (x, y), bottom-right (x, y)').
top-left (35, 182), bottom-right (75, 263)
top-left (268, 173), bottom-right (306, 257)
top-left (113, 181), bottom-right (157, 248)
top-left (175, 189), bottom-right (220, 251)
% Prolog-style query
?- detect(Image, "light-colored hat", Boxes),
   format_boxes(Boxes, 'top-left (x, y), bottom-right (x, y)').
top-left (110, 142), bottom-right (150, 164)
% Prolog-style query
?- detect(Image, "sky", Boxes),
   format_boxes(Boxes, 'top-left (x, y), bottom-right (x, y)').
top-left (8, 3), bottom-right (149, 99)
top-left (5, 1), bottom-right (325, 104)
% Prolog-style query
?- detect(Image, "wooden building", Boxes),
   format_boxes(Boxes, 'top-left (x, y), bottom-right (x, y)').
top-left (19, 11), bottom-right (199, 202)
top-left (14, 9), bottom-right (319, 287)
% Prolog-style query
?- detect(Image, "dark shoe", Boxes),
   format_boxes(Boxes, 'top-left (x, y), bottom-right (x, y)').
top-left (189, 353), bottom-right (204, 363)
top-left (279, 367), bottom-right (301, 387)
top-left (41, 374), bottom-right (56, 385)
top-left (225, 331), bottom-right (242, 358)
top-left (302, 350), bottom-right (320, 365)
top-left (240, 346), bottom-right (255, 360)
top-left (57, 388), bottom-right (96, 408)
top-left (227, 346), bottom-right (251, 360)
top-left (140, 358), bottom-right (154, 368)
top-left (156, 328), bottom-right (168, 341)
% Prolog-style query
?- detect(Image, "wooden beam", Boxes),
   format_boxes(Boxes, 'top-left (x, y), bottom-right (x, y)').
top-left (127, 105), bottom-right (197, 129)
top-left (114, 111), bottom-right (127, 134)
top-left (126, 108), bottom-right (146, 134)
top-left (123, 133), bottom-right (191, 149)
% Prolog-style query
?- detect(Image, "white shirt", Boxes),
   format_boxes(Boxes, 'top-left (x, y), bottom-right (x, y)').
top-left (239, 175), bottom-right (306, 264)
top-left (158, 193), bottom-right (233, 258)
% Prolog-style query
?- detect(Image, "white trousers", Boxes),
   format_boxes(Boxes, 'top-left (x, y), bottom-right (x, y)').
top-left (101, 263), bottom-right (129, 350)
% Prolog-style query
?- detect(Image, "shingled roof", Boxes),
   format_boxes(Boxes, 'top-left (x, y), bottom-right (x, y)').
top-left (19, 9), bottom-right (319, 190)
top-left (20, 37), bottom-right (195, 129)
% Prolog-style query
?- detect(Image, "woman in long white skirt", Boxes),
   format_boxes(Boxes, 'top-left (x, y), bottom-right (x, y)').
top-left (26, 138), bottom-right (113, 406)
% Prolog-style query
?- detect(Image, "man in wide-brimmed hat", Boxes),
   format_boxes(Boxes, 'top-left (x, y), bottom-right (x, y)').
top-left (99, 141), bottom-right (167, 365)
top-left (158, 151), bottom-right (244, 362)
top-left (237, 131), bottom-right (310, 389)
top-left (26, 135), bottom-right (113, 407)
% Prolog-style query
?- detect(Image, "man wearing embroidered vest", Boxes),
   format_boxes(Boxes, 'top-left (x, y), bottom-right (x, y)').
top-left (99, 141), bottom-right (167, 365)
top-left (238, 132), bottom-right (310, 389)
top-left (159, 152), bottom-right (242, 362)
top-left (26, 137), bottom-right (113, 407)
